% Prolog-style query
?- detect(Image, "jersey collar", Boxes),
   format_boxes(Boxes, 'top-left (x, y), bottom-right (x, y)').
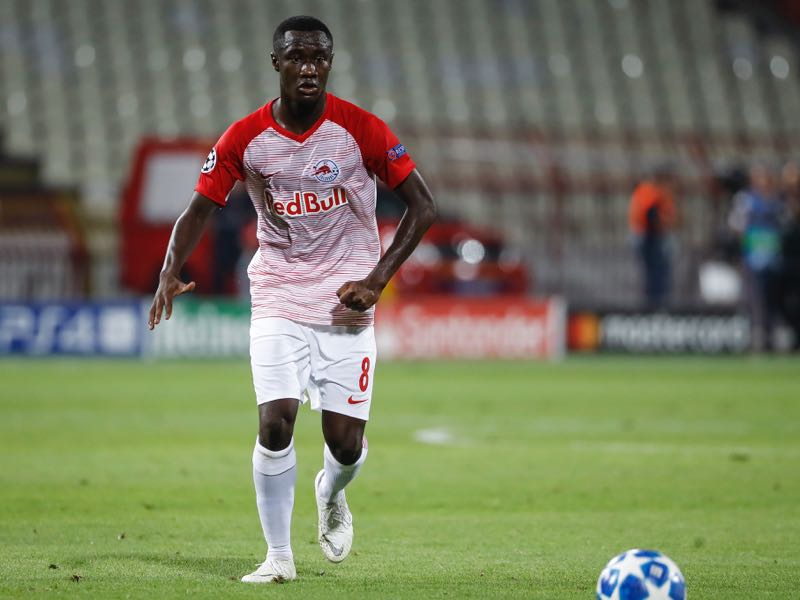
top-left (266, 94), bottom-right (330, 143)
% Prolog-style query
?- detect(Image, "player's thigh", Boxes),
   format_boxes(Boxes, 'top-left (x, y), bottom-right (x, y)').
top-left (312, 325), bottom-right (376, 421)
top-left (250, 317), bottom-right (311, 405)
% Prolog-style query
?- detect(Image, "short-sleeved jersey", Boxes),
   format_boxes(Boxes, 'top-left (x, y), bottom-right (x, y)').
top-left (195, 93), bottom-right (415, 326)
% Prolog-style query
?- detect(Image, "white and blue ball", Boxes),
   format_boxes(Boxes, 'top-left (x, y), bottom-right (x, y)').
top-left (596, 549), bottom-right (686, 600)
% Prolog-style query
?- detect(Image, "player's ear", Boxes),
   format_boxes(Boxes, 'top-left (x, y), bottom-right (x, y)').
top-left (270, 52), bottom-right (279, 72)
top-left (329, 51), bottom-right (334, 67)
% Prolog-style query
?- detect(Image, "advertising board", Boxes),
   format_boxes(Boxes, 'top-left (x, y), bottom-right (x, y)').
top-left (376, 297), bottom-right (565, 360)
top-left (0, 298), bottom-right (565, 360)
top-left (0, 302), bottom-right (143, 356)
top-left (568, 310), bottom-right (750, 354)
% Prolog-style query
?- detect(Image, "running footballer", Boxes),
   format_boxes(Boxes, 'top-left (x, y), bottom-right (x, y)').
top-left (148, 15), bottom-right (436, 583)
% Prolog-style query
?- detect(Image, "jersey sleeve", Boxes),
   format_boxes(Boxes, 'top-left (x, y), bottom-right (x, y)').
top-left (356, 114), bottom-right (416, 189)
top-left (194, 122), bottom-right (247, 206)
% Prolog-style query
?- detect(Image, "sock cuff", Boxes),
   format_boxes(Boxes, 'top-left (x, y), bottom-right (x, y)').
top-left (255, 436), bottom-right (294, 458)
top-left (323, 441), bottom-right (368, 471)
top-left (253, 438), bottom-right (296, 476)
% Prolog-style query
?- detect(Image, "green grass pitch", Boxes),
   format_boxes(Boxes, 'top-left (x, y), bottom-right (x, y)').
top-left (1, 357), bottom-right (798, 599)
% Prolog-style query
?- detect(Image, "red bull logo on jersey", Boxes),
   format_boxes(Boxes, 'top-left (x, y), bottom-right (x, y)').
top-left (271, 188), bottom-right (349, 218)
top-left (312, 159), bottom-right (340, 183)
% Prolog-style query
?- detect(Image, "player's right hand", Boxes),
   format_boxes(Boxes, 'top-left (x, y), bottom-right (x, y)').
top-left (148, 273), bottom-right (196, 330)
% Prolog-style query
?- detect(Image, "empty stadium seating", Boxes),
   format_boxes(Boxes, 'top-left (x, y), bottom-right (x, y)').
top-left (1, 0), bottom-right (799, 304)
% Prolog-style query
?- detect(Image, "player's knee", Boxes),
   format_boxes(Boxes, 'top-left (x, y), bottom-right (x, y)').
top-left (329, 437), bottom-right (363, 466)
top-left (258, 415), bottom-right (295, 451)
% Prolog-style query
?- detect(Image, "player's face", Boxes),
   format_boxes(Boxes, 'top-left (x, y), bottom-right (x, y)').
top-left (271, 31), bottom-right (333, 106)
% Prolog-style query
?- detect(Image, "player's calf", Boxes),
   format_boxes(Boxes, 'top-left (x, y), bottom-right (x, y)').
top-left (315, 441), bottom-right (368, 563)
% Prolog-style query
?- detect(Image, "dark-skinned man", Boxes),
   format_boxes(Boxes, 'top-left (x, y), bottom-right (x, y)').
top-left (147, 15), bottom-right (436, 583)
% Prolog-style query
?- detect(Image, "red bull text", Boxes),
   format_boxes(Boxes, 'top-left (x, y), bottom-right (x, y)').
top-left (271, 188), bottom-right (349, 217)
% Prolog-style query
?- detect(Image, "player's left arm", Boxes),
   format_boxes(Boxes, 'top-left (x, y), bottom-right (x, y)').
top-left (337, 169), bottom-right (436, 312)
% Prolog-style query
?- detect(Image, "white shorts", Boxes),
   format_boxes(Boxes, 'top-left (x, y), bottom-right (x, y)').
top-left (250, 317), bottom-right (376, 420)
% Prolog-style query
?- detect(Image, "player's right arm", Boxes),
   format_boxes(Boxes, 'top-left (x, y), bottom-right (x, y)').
top-left (148, 192), bottom-right (219, 330)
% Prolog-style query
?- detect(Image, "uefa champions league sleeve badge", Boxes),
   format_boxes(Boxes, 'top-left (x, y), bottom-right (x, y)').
top-left (201, 148), bottom-right (217, 174)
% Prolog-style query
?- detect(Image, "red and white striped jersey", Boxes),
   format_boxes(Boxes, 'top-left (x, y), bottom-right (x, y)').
top-left (195, 93), bottom-right (415, 326)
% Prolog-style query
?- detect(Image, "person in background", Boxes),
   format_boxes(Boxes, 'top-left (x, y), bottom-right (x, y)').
top-left (728, 164), bottom-right (785, 351)
top-left (628, 166), bottom-right (677, 310)
top-left (779, 161), bottom-right (800, 350)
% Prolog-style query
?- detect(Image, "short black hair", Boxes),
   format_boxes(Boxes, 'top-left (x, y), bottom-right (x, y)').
top-left (272, 15), bottom-right (333, 53)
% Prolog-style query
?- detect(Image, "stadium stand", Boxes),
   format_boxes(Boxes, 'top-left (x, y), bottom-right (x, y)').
top-left (1, 0), bottom-right (800, 304)
top-left (0, 137), bottom-right (88, 300)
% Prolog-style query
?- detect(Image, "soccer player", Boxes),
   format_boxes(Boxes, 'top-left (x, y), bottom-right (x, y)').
top-left (147, 15), bottom-right (436, 583)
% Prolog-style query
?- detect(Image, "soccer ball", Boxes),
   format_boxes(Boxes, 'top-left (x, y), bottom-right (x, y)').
top-left (596, 549), bottom-right (686, 600)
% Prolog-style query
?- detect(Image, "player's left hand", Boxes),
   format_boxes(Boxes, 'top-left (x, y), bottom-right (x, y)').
top-left (337, 278), bottom-right (384, 312)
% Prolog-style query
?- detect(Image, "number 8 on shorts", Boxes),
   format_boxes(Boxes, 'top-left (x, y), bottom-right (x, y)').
top-left (359, 357), bottom-right (370, 392)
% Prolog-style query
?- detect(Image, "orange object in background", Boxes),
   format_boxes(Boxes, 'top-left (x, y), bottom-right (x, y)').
top-left (628, 181), bottom-right (676, 235)
top-left (567, 312), bottom-right (600, 352)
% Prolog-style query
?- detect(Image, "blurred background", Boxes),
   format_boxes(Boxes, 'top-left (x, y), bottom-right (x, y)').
top-left (2, 0), bottom-right (800, 358)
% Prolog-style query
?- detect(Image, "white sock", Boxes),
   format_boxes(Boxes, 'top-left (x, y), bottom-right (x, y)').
top-left (252, 438), bottom-right (296, 561)
top-left (318, 440), bottom-right (368, 505)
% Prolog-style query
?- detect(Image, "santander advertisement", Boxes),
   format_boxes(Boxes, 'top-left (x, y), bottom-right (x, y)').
top-left (375, 297), bottom-right (565, 360)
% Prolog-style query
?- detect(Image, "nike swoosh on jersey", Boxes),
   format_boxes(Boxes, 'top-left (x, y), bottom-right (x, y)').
top-left (347, 396), bottom-right (369, 405)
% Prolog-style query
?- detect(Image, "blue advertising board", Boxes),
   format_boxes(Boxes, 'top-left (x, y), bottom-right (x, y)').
top-left (0, 302), bottom-right (145, 356)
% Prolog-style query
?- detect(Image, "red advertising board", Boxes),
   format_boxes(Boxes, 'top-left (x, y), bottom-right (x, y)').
top-left (375, 297), bottom-right (565, 360)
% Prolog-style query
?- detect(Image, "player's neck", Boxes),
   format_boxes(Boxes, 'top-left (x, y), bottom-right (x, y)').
top-left (273, 94), bottom-right (327, 135)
